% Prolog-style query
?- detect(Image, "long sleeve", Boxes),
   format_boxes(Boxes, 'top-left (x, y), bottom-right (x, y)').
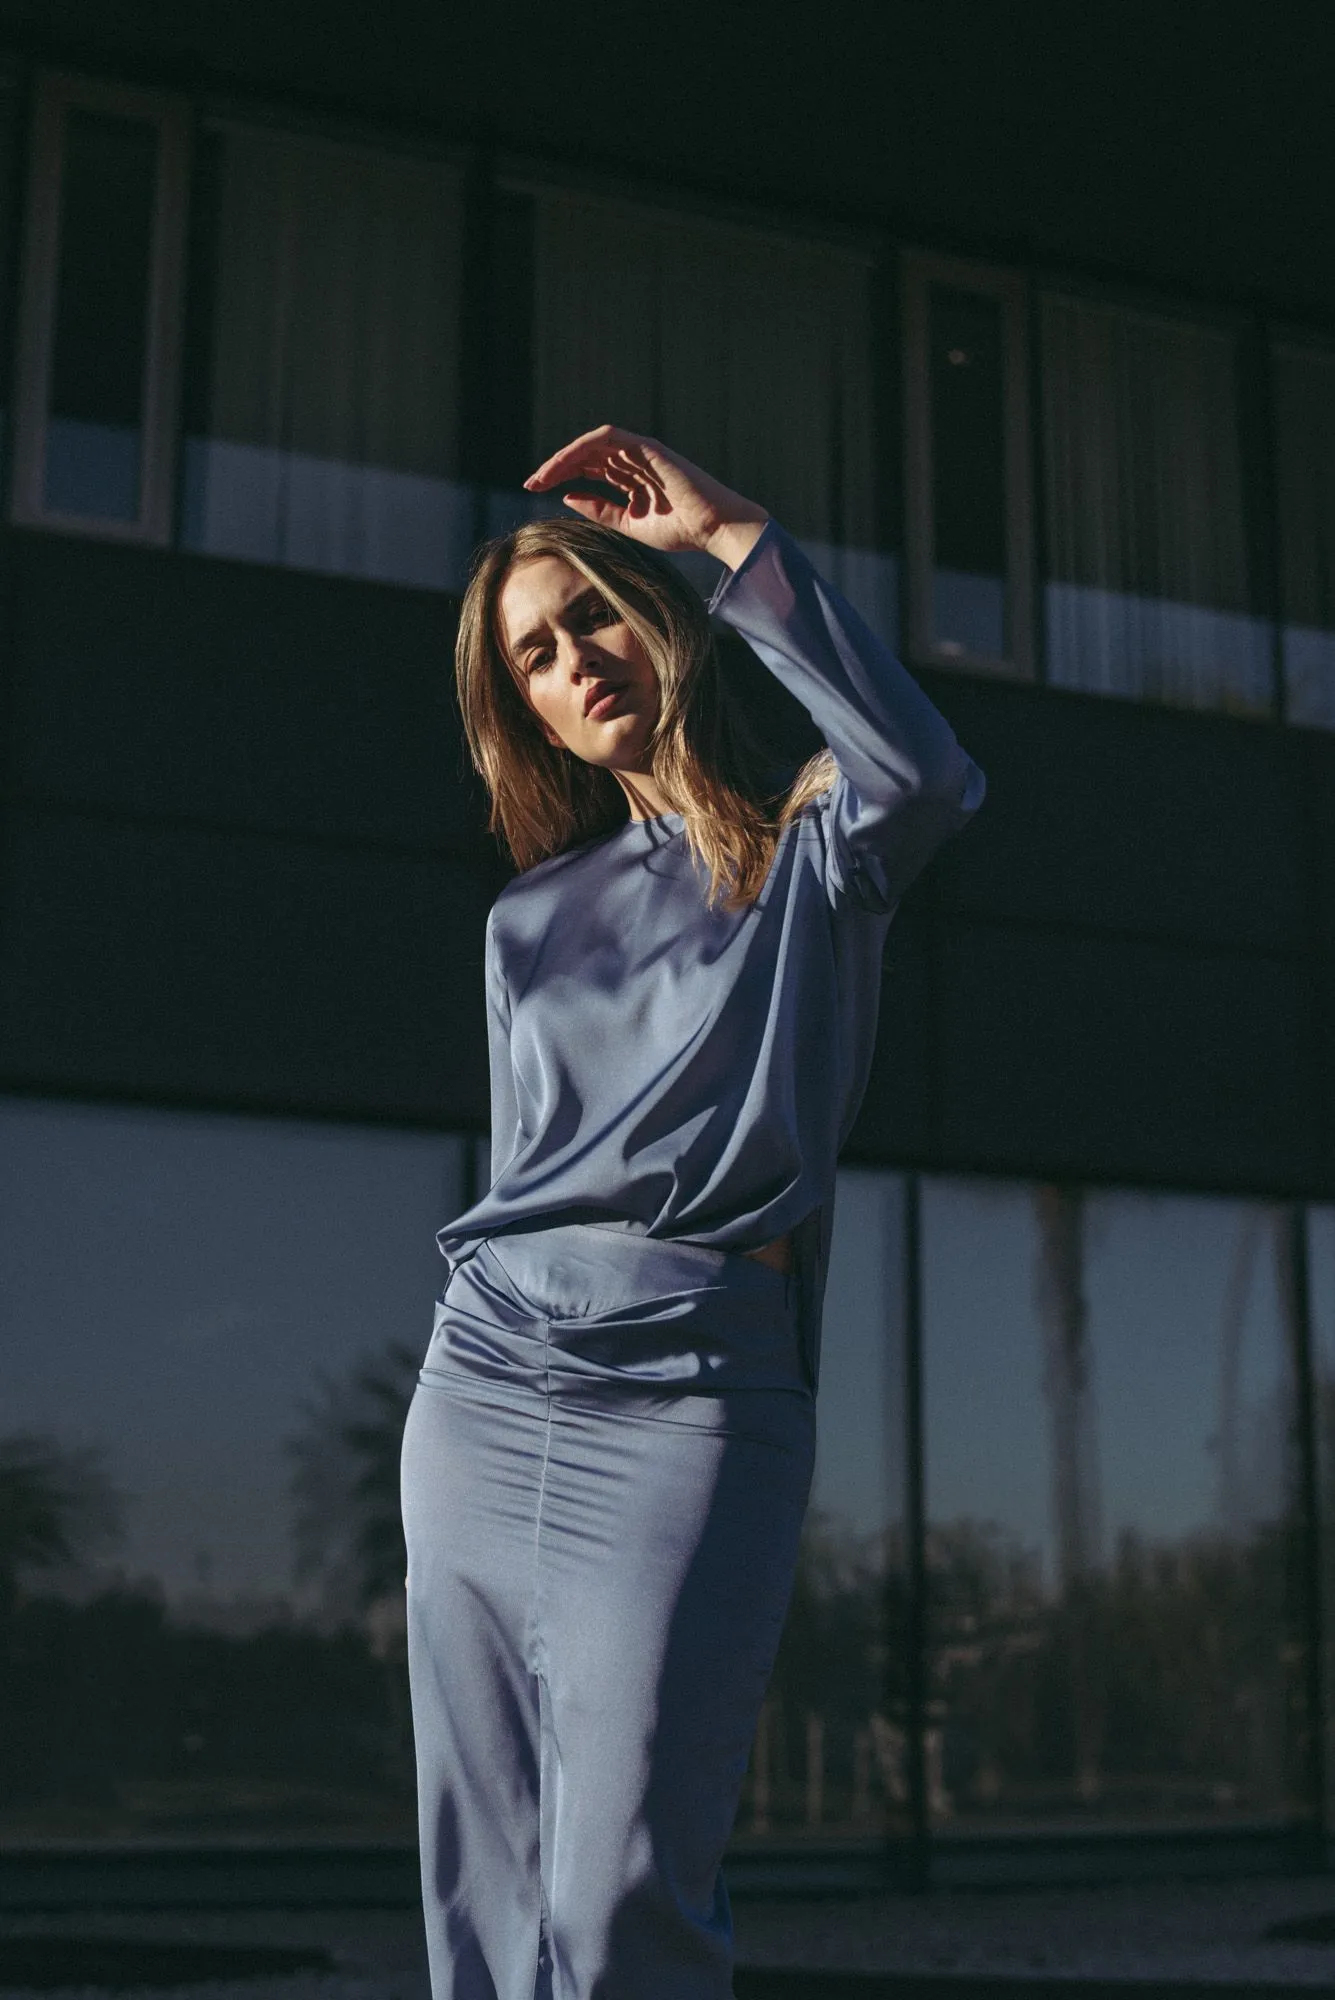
top-left (483, 910), bottom-right (521, 1187)
top-left (708, 520), bottom-right (986, 913)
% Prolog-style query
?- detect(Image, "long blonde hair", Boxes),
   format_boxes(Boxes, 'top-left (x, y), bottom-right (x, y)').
top-left (455, 516), bottom-right (834, 909)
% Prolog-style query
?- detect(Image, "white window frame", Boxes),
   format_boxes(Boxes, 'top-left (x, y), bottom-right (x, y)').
top-left (10, 71), bottom-right (191, 544)
top-left (902, 249), bottom-right (1034, 679)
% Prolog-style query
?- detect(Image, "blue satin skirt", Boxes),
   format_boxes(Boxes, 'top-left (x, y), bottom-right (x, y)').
top-left (400, 1223), bottom-right (816, 2000)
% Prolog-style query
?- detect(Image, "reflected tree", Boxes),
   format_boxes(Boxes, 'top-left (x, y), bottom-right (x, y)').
top-left (751, 1506), bottom-right (911, 1835)
top-left (285, 1339), bottom-right (422, 1794)
top-left (285, 1340), bottom-right (420, 1628)
top-left (0, 1429), bottom-right (124, 1618)
top-left (1033, 1183), bottom-right (1105, 1803)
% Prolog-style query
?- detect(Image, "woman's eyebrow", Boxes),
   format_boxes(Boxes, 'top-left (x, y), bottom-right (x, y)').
top-left (511, 587), bottom-right (604, 660)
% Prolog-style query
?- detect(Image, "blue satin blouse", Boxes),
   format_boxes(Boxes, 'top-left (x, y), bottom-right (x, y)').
top-left (436, 521), bottom-right (986, 1384)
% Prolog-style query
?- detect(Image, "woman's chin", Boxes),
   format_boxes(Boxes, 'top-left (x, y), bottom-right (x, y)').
top-left (580, 728), bottom-right (653, 773)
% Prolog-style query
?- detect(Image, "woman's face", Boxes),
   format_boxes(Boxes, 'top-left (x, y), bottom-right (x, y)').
top-left (497, 555), bottom-right (660, 775)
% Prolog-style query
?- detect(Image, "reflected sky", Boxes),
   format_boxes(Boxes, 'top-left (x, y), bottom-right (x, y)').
top-left (1, 1099), bottom-right (462, 1603)
top-left (1307, 1207), bottom-right (1335, 1379)
top-left (1, 1101), bottom-right (1296, 1622)
top-left (812, 1169), bottom-right (904, 1537)
top-left (1, 1100), bottom-right (911, 1610)
top-left (923, 1177), bottom-right (1292, 1596)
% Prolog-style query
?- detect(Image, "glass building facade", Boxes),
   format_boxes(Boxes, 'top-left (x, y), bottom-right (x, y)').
top-left (16, 70), bottom-right (1335, 731)
top-left (1, 42), bottom-right (1334, 1895)
top-left (3, 1104), bottom-right (1330, 1875)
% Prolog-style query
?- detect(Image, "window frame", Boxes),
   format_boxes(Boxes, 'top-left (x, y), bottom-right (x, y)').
top-left (10, 70), bottom-right (191, 545)
top-left (902, 248), bottom-right (1034, 681)
top-left (1268, 322), bottom-right (1335, 732)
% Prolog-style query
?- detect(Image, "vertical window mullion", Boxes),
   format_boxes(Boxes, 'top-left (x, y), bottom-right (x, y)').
top-left (902, 258), bottom-right (932, 666)
top-left (902, 1168), bottom-right (930, 1885)
top-left (1287, 1204), bottom-right (1329, 1849)
top-left (139, 98), bottom-right (190, 543)
top-left (9, 77), bottom-right (61, 521)
top-left (1003, 270), bottom-right (1035, 679)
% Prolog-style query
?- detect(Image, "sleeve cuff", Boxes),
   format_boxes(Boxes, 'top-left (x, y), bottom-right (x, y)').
top-left (705, 517), bottom-right (784, 619)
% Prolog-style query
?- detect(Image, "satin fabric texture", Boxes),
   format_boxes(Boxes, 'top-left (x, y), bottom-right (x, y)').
top-left (401, 1223), bottom-right (816, 1999)
top-left (436, 521), bottom-right (986, 1393)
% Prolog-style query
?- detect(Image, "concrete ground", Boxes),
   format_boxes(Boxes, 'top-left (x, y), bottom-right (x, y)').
top-left (3, 1876), bottom-right (1335, 1994)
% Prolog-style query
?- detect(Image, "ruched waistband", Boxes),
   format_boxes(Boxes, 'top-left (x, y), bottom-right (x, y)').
top-left (421, 1223), bottom-right (809, 1408)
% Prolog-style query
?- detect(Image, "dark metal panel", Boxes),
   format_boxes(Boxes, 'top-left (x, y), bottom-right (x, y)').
top-left (0, 807), bottom-right (492, 1123)
top-left (925, 670), bottom-right (1309, 955)
top-left (1300, 734), bottom-right (1335, 950)
top-left (937, 916), bottom-right (1322, 1194)
top-left (1, 2), bottom-right (1333, 322)
top-left (843, 902), bottom-right (934, 1163)
top-left (6, 530), bottom-right (486, 852)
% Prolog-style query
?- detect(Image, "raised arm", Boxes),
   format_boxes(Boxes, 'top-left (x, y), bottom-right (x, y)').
top-left (709, 521), bottom-right (986, 911)
top-left (524, 425), bottom-right (985, 911)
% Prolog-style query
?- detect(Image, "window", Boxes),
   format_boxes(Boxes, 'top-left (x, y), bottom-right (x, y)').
top-left (178, 122), bottom-right (469, 591)
top-left (6, 1102), bottom-right (1325, 1859)
top-left (0, 1097), bottom-right (475, 1845)
top-left (11, 73), bottom-right (190, 541)
top-left (516, 183), bottom-right (897, 640)
top-left (11, 80), bottom-right (469, 588)
top-left (902, 252), bottom-right (1033, 678)
top-left (921, 1177), bottom-right (1305, 1832)
top-left (733, 1170), bottom-right (912, 1852)
top-left (1040, 293), bottom-right (1271, 716)
top-left (1272, 340), bottom-right (1335, 729)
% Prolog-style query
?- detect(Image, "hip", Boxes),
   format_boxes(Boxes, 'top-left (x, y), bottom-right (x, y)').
top-left (419, 1222), bottom-right (812, 1417)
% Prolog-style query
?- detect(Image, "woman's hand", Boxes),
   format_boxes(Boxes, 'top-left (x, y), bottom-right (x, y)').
top-left (523, 427), bottom-right (769, 571)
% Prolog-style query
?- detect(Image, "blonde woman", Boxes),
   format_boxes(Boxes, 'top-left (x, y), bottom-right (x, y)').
top-left (401, 426), bottom-right (985, 1999)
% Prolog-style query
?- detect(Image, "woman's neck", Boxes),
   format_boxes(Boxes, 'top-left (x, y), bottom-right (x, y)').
top-left (613, 770), bottom-right (674, 821)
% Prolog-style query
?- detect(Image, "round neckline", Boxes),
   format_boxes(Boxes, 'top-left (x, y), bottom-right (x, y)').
top-left (623, 809), bottom-right (684, 831)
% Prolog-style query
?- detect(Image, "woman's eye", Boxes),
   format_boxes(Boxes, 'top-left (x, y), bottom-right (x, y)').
top-left (527, 651), bottom-right (553, 674)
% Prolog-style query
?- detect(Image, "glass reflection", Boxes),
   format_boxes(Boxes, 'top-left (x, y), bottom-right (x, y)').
top-left (178, 126), bottom-right (471, 591)
top-left (929, 286), bottom-right (1007, 661)
top-left (735, 1169), bottom-right (910, 1847)
top-left (1303, 1205), bottom-right (1335, 1825)
top-left (46, 111), bottom-right (157, 521)
top-left (0, 1098), bottom-right (466, 1844)
top-left (1041, 295), bottom-right (1272, 717)
top-left (922, 1176), bottom-right (1302, 1831)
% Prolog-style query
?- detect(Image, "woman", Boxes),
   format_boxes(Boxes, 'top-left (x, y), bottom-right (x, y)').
top-left (401, 427), bottom-right (985, 1999)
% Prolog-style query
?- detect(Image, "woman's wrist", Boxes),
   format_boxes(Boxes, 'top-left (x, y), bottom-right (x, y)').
top-left (702, 510), bottom-right (770, 571)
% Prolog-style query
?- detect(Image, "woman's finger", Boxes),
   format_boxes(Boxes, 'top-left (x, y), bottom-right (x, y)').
top-left (525, 424), bottom-right (634, 490)
top-left (559, 492), bottom-right (628, 527)
top-left (609, 447), bottom-right (671, 511)
top-left (526, 425), bottom-right (676, 495)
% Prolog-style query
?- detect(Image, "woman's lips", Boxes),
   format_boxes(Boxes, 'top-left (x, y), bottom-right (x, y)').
top-left (586, 685), bottom-right (627, 720)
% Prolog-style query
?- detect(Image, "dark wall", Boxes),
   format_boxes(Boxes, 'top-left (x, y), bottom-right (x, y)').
top-left (0, 1), bottom-right (1328, 1195)
top-left (0, 530), bottom-right (500, 1126)
top-left (1, 528), bottom-right (1328, 1199)
top-left (873, 672), bottom-right (1329, 1199)
top-left (0, 0), bottom-right (1331, 325)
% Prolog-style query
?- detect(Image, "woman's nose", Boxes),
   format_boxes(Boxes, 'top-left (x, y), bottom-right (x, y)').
top-left (562, 638), bottom-right (597, 680)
